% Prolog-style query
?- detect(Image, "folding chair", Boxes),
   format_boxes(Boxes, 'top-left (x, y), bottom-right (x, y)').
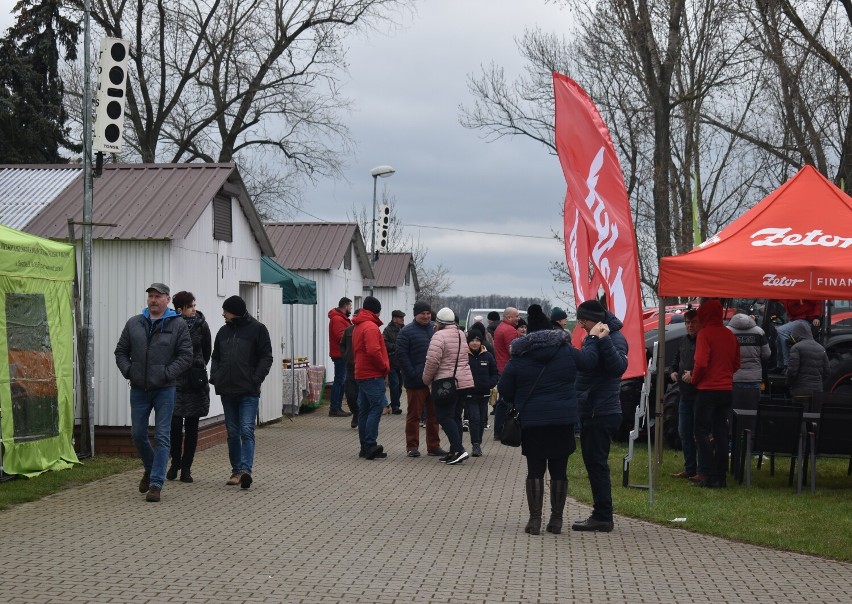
top-left (807, 400), bottom-right (852, 492)
top-left (744, 403), bottom-right (805, 493)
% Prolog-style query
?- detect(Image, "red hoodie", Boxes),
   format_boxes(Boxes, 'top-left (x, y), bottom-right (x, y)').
top-left (692, 300), bottom-right (740, 390)
top-left (352, 309), bottom-right (390, 380)
top-left (328, 307), bottom-right (351, 358)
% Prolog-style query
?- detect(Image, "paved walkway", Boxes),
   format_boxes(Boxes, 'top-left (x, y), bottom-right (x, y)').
top-left (2, 406), bottom-right (851, 603)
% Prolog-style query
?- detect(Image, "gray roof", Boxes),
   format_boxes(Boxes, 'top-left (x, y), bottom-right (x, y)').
top-left (0, 165), bottom-right (81, 230)
top-left (264, 222), bottom-right (373, 279)
top-left (367, 252), bottom-right (419, 290)
top-left (1, 163), bottom-right (274, 256)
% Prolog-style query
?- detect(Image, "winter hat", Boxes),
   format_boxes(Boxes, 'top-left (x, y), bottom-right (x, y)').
top-left (550, 306), bottom-right (568, 322)
top-left (435, 307), bottom-right (455, 325)
top-left (363, 296), bottom-right (382, 314)
top-left (222, 295), bottom-right (247, 316)
top-left (517, 318), bottom-right (527, 329)
top-left (576, 299), bottom-right (606, 322)
top-left (487, 311), bottom-right (501, 322)
top-left (526, 304), bottom-right (552, 333)
top-left (467, 321), bottom-right (487, 342)
top-left (413, 300), bottom-right (432, 316)
top-left (391, 309), bottom-right (406, 318)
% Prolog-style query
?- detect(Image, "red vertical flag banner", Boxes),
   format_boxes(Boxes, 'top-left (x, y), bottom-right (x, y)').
top-left (553, 72), bottom-right (646, 379)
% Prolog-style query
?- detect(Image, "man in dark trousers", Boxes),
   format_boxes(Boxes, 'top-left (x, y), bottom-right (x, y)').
top-left (339, 311), bottom-right (360, 429)
top-left (115, 283), bottom-right (193, 503)
top-left (210, 295), bottom-right (273, 490)
top-left (328, 297), bottom-right (353, 417)
top-left (352, 296), bottom-right (391, 460)
top-left (668, 309), bottom-right (701, 479)
top-left (383, 310), bottom-right (406, 414)
top-left (572, 299), bottom-right (628, 533)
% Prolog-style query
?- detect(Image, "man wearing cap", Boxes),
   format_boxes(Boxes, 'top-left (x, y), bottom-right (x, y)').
top-left (210, 295), bottom-right (273, 489)
top-left (396, 301), bottom-right (447, 457)
top-left (383, 310), bottom-right (406, 414)
top-left (572, 299), bottom-right (629, 533)
top-left (551, 307), bottom-right (568, 330)
top-left (115, 283), bottom-right (193, 502)
top-left (352, 295), bottom-right (391, 459)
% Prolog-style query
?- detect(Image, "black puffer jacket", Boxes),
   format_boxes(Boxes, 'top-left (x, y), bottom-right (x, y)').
top-left (175, 311), bottom-right (212, 418)
top-left (396, 320), bottom-right (435, 389)
top-left (574, 311), bottom-right (629, 419)
top-left (464, 346), bottom-right (498, 396)
top-left (114, 308), bottom-right (193, 391)
top-left (210, 313), bottom-right (273, 397)
top-left (786, 321), bottom-right (830, 394)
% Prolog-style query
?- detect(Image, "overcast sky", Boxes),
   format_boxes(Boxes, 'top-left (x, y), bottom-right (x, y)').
top-left (2, 2), bottom-right (573, 301)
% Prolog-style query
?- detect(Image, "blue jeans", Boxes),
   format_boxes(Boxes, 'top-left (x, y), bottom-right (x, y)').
top-left (221, 395), bottom-right (259, 474)
top-left (678, 397), bottom-right (697, 475)
top-left (330, 357), bottom-right (346, 411)
top-left (130, 387), bottom-right (176, 489)
top-left (579, 414), bottom-right (621, 522)
top-left (387, 367), bottom-right (403, 410)
top-left (356, 377), bottom-right (387, 450)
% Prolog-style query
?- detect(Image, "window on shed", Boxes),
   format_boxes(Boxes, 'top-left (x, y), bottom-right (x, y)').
top-left (405, 266), bottom-right (411, 286)
top-left (344, 242), bottom-right (352, 270)
top-left (213, 195), bottom-right (233, 242)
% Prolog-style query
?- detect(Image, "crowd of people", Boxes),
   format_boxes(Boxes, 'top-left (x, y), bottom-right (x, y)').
top-left (328, 296), bottom-right (629, 535)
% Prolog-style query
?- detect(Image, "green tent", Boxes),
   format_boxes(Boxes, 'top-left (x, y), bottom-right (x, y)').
top-left (261, 257), bottom-right (317, 304)
top-left (0, 224), bottom-right (78, 476)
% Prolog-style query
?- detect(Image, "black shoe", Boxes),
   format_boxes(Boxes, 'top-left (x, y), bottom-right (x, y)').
top-left (365, 445), bottom-right (385, 460)
top-left (329, 409), bottom-right (351, 417)
top-left (428, 448), bottom-right (448, 457)
top-left (571, 517), bottom-right (614, 532)
top-left (472, 444), bottom-right (482, 457)
top-left (179, 471), bottom-right (193, 483)
top-left (391, 408), bottom-right (403, 415)
top-left (439, 452), bottom-right (453, 463)
top-left (350, 415), bottom-right (358, 428)
top-left (358, 449), bottom-right (366, 458)
top-left (446, 451), bottom-right (469, 465)
top-left (240, 473), bottom-right (253, 489)
top-left (407, 450), bottom-right (421, 458)
top-left (166, 464), bottom-right (179, 481)
top-left (139, 471), bottom-right (151, 493)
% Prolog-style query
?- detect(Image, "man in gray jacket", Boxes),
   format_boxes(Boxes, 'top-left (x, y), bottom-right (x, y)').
top-left (115, 283), bottom-right (193, 502)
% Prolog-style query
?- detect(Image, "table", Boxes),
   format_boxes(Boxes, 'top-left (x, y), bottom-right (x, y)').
top-left (730, 408), bottom-right (819, 482)
top-left (282, 368), bottom-right (308, 415)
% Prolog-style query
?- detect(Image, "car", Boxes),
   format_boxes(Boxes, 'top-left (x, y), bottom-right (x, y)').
top-left (464, 308), bottom-right (528, 331)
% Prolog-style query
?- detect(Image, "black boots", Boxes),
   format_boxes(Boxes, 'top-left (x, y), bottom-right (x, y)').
top-left (546, 480), bottom-right (568, 534)
top-left (525, 478), bottom-right (544, 535)
top-left (166, 462), bottom-right (179, 481)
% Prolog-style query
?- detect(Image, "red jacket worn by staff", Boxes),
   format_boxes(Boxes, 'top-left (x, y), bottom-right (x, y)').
top-left (352, 309), bottom-right (390, 380)
top-left (692, 300), bottom-right (740, 391)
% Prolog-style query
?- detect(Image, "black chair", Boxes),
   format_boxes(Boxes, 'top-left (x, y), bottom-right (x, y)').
top-left (809, 391), bottom-right (850, 414)
top-left (807, 401), bottom-right (852, 491)
top-left (743, 403), bottom-right (806, 492)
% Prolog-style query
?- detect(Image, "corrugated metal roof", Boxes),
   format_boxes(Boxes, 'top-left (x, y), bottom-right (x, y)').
top-left (8, 163), bottom-right (272, 255)
top-left (0, 165), bottom-right (81, 230)
top-left (368, 252), bottom-right (416, 288)
top-left (264, 222), bottom-right (373, 278)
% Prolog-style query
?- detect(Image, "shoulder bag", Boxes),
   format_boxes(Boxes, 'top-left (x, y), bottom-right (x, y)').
top-left (431, 330), bottom-right (462, 406)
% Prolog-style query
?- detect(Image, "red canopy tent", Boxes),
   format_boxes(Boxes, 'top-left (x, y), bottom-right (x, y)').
top-left (650, 166), bottom-right (852, 467)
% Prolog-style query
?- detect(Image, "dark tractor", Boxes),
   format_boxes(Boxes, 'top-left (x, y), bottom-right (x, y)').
top-left (617, 298), bottom-right (852, 448)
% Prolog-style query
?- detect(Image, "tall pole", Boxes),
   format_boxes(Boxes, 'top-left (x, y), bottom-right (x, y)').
top-left (371, 174), bottom-right (378, 266)
top-left (82, 0), bottom-right (96, 455)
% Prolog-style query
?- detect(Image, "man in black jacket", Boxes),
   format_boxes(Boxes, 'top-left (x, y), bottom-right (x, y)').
top-left (383, 310), bottom-right (406, 414)
top-left (210, 295), bottom-right (273, 490)
top-left (668, 309), bottom-right (701, 480)
top-left (115, 283), bottom-right (193, 502)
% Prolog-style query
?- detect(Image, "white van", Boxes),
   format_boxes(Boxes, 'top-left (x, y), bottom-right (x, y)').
top-left (464, 308), bottom-right (527, 330)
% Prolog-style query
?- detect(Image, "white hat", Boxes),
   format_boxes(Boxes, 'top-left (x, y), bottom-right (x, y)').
top-left (436, 307), bottom-right (455, 325)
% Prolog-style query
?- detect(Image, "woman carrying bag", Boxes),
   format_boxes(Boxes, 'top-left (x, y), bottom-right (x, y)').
top-left (422, 308), bottom-right (474, 465)
top-left (497, 304), bottom-right (607, 535)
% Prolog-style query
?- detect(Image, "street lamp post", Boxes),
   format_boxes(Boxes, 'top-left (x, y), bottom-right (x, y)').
top-left (370, 165), bottom-right (395, 266)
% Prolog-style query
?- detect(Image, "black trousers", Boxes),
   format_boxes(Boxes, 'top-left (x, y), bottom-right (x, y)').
top-left (694, 389), bottom-right (732, 483)
top-left (170, 415), bottom-right (200, 469)
top-left (579, 414), bottom-right (621, 522)
top-left (434, 396), bottom-right (464, 453)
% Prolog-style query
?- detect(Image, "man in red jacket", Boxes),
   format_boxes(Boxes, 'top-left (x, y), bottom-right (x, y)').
top-left (353, 296), bottom-right (391, 460)
top-left (492, 307), bottom-right (520, 440)
top-left (328, 297), bottom-right (353, 417)
top-left (692, 299), bottom-right (740, 489)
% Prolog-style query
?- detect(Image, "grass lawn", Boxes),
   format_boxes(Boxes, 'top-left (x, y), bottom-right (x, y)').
top-left (568, 441), bottom-right (852, 561)
top-left (0, 455), bottom-right (138, 511)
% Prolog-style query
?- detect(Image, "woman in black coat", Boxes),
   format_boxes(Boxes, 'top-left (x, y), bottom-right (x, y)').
top-left (167, 291), bottom-right (212, 483)
top-left (497, 305), bottom-right (606, 535)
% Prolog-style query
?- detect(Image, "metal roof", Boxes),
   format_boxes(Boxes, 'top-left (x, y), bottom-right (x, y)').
top-left (9, 163), bottom-right (273, 255)
top-left (367, 252), bottom-right (419, 289)
top-left (264, 222), bottom-right (373, 278)
top-left (0, 165), bottom-right (81, 230)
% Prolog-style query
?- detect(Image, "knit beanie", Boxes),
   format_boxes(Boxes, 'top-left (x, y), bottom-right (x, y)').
top-left (435, 307), bottom-right (455, 325)
top-left (413, 300), bottom-right (432, 316)
top-left (222, 295), bottom-right (247, 316)
top-left (526, 304), bottom-right (552, 332)
top-left (550, 306), bottom-right (568, 322)
top-left (363, 296), bottom-right (382, 314)
top-left (487, 311), bottom-right (500, 322)
top-left (576, 299), bottom-right (606, 322)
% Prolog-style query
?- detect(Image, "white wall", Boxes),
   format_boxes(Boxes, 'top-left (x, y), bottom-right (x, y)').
top-left (257, 283), bottom-right (284, 423)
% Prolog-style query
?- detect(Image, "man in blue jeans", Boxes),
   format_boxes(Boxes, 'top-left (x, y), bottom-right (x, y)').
top-left (572, 299), bottom-right (628, 532)
top-left (210, 295), bottom-right (273, 489)
top-left (328, 297), bottom-right (353, 417)
top-left (353, 296), bottom-right (391, 459)
top-left (115, 283), bottom-right (193, 502)
top-left (668, 310), bottom-right (701, 479)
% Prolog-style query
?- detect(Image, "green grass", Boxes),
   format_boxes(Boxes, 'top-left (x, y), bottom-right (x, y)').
top-left (568, 442), bottom-right (852, 561)
top-left (0, 455), bottom-right (138, 511)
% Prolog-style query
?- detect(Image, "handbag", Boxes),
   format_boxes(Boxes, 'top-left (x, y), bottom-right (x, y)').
top-left (189, 366), bottom-right (208, 390)
top-left (430, 330), bottom-right (462, 405)
top-left (501, 344), bottom-right (562, 448)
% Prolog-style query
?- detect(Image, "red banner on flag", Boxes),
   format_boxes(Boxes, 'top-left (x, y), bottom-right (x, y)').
top-left (553, 72), bottom-right (646, 379)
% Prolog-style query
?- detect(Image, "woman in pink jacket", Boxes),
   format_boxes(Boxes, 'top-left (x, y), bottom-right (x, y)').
top-left (423, 308), bottom-right (474, 464)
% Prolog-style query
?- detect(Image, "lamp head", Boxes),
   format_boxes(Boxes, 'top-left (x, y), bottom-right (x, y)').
top-left (370, 165), bottom-right (396, 178)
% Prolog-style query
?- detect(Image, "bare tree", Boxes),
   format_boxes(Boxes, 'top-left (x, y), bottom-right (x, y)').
top-left (415, 263), bottom-right (453, 308)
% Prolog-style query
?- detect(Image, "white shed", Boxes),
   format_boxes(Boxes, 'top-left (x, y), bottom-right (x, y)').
top-left (365, 252), bottom-right (420, 323)
top-left (0, 163), bottom-right (284, 452)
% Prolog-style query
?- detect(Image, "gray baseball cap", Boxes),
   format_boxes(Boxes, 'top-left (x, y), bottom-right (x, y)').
top-left (146, 282), bottom-right (170, 295)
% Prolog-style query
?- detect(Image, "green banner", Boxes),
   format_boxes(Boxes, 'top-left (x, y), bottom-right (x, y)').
top-left (0, 224), bottom-right (78, 476)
